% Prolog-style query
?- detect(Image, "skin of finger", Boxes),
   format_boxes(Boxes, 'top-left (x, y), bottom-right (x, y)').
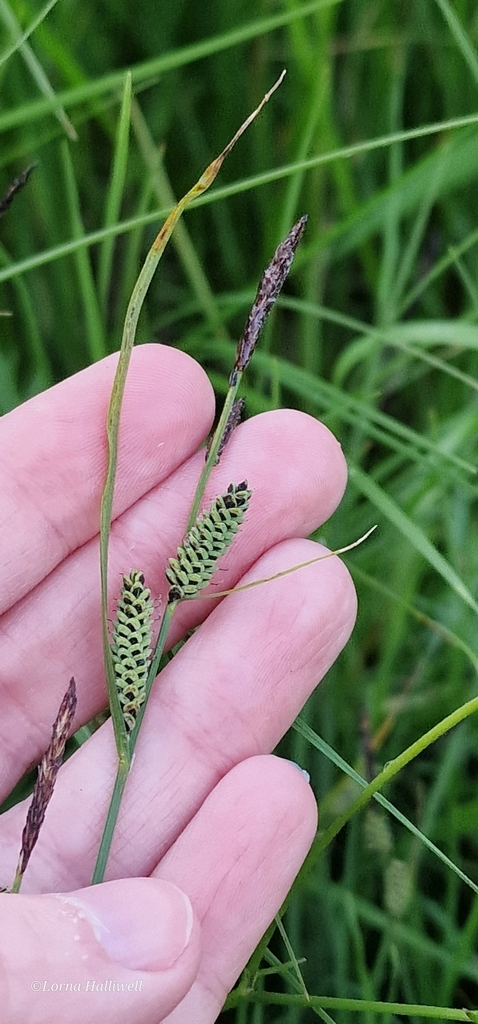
top-left (0, 879), bottom-right (201, 1024)
top-left (0, 538), bottom-right (356, 892)
top-left (155, 755), bottom-right (318, 1024)
top-left (0, 344), bottom-right (215, 617)
top-left (0, 409), bottom-right (347, 791)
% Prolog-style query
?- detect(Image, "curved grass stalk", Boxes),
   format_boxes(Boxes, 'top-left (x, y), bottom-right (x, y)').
top-left (238, 692), bottom-right (478, 1001)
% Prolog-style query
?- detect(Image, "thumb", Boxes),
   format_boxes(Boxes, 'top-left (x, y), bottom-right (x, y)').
top-left (1, 877), bottom-right (200, 1024)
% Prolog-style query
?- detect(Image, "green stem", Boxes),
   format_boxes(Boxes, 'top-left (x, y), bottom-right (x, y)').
top-left (186, 372), bottom-right (242, 531)
top-left (92, 603), bottom-right (175, 883)
top-left (91, 755), bottom-right (130, 884)
top-left (10, 867), bottom-right (23, 894)
top-left (225, 990), bottom-right (472, 1020)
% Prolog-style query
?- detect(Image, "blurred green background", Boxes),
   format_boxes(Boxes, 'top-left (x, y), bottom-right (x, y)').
top-left (2, 0), bottom-right (478, 1019)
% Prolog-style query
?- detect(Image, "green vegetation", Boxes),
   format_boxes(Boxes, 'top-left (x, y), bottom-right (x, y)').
top-left (2, 0), bottom-right (478, 1019)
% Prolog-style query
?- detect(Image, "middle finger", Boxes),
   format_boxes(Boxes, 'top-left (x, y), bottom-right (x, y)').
top-left (0, 534), bottom-right (356, 892)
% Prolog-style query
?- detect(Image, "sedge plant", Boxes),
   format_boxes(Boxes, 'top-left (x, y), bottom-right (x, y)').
top-left (91, 73), bottom-right (374, 884)
top-left (5, 69), bottom-right (373, 898)
top-left (3, 14), bottom-right (478, 1007)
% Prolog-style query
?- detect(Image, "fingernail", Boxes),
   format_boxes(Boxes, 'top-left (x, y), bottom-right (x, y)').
top-left (285, 759), bottom-right (310, 783)
top-left (55, 878), bottom-right (193, 971)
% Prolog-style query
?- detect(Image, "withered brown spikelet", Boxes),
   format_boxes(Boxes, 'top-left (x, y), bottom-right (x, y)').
top-left (206, 398), bottom-right (245, 464)
top-left (166, 481), bottom-right (252, 602)
top-left (230, 215), bottom-right (308, 385)
top-left (16, 676), bottom-right (77, 881)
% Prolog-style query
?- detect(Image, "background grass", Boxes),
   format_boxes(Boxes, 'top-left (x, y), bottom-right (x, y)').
top-left (2, 0), bottom-right (478, 1020)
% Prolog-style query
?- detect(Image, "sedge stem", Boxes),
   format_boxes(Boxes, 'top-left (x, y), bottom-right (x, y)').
top-left (129, 602), bottom-right (176, 757)
top-left (186, 373), bottom-right (243, 531)
top-left (91, 754), bottom-right (130, 884)
top-left (92, 602), bottom-right (176, 881)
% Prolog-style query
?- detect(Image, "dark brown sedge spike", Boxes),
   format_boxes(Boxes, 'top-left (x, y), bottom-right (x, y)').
top-left (166, 481), bottom-right (252, 602)
top-left (206, 398), bottom-right (245, 464)
top-left (110, 570), bottom-right (154, 734)
top-left (15, 677), bottom-right (77, 886)
top-left (0, 163), bottom-right (37, 217)
top-left (230, 215), bottom-right (308, 385)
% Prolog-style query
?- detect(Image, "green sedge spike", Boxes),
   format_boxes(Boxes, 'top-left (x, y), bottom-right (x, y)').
top-left (166, 481), bottom-right (252, 603)
top-left (111, 570), bottom-right (154, 734)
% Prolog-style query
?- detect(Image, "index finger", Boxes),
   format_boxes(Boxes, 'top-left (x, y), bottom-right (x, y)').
top-left (0, 345), bottom-right (215, 616)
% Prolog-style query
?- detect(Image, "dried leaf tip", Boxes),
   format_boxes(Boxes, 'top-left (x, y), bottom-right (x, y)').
top-left (230, 215), bottom-right (308, 384)
top-left (218, 70), bottom-right (287, 166)
top-left (14, 677), bottom-right (77, 889)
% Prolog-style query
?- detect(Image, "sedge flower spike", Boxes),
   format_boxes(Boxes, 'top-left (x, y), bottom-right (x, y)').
top-left (166, 481), bottom-right (252, 602)
top-left (111, 570), bottom-right (154, 734)
top-left (230, 214), bottom-right (308, 386)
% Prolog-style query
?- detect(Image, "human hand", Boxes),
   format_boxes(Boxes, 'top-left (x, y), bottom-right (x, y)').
top-left (0, 344), bottom-right (356, 1023)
